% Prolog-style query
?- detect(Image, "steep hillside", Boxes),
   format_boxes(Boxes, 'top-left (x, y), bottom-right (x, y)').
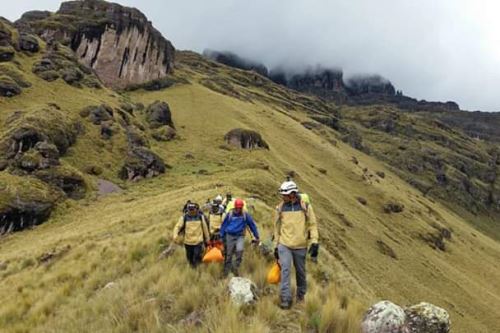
top-left (1, 3), bottom-right (500, 333)
top-left (205, 50), bottom-right (500, 231)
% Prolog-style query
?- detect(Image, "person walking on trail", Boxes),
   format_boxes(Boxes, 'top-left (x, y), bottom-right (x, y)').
top-left (208, 196), bottom-right (225, 241)
top-left (273, 180), bottom-right (319, 309)
top-left (220, 198), bottom-right (260, 277)
top-left (172, 202), bottom-right (210, 268)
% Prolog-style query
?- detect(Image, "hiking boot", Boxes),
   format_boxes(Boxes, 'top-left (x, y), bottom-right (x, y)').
top-left (231, 268), bottom-right (240, 277)
top-left (296, 295), bottom-right (305, 304)
top-left (279, 299), bottom-right (292, 310)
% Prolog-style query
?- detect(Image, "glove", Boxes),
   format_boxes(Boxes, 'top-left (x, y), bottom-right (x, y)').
top-left (309, 243), bottom-right (319, 258)
top-left (274, 247), bottom-right (279, 260)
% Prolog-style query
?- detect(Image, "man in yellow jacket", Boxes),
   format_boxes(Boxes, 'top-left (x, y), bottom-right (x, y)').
top-left (208, 196), bottom-right (225, 240)
top-left (172, 202), bottom-right (210, 267)
top-left (273, 180), bottom-right (319, 309)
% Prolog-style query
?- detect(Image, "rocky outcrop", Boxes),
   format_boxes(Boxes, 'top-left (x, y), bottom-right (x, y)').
top-left (0, 107), bottom-right (86, 208)
top-left (224, 128), bottom-right (269, 150)
top-left (145, 101), bottom-right (174, 129)
top-left (17, 0), bottom-right (175, 89)
top-left (18, 33), bottom-right (39, 53)
top-left (346, 75), bottom-right (395, 98)
top-left (203, 49), bottom-right (268, 77)
top-left (80, 104), bottom-right (114, 125)
top-left (0, 174), bottom-right (59, 234)
top-left (0, 46), bottom-right (15, 62)
top-left (32, 38), bottom-right (102, 88)
top-left (0, 76), bottom-right (21, 97)
top-left (270, 67), bottom-right (347, 103)
top-left (119, 146), bottom-right (166, 181)
top-left (34, 167), bottom-right (86, 200)
top-left (205, 49), bottom-right (463, 113)
top-left (361, 301), bottom-right (450, 333)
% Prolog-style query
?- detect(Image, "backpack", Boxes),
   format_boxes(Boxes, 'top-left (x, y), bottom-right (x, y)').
top-left (226, 210), bottom-right (249, 224)
top-left (276, 200), bottom-right (309, 222)
top-left (299, 193), bottom-right (311, 205)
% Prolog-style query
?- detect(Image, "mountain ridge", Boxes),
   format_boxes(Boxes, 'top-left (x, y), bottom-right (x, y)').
top-left (0, 1), bottom-right (499, 332)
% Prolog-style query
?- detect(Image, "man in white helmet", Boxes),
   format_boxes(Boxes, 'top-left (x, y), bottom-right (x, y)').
top-left (273, 180), bottom-right (319, 309)
top-left (208, 195), bottom-right (225, 240)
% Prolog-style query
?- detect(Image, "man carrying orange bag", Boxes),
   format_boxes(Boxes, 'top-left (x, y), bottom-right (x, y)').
top-left (220, 198), bottom-right (259, 277)
top-left (273, 180), bottom-right (319, 309)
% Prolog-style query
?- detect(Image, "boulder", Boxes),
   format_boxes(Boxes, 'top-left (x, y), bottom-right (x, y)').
top-left (384, 201), bottom-right (405, 214)
top-left (81, 105), bottom-right (114, 125)
top-left (4, 120), bottom-right (77, 158)
top-left (119, 146), bottom-right (166, 181)
top-left (34, 141), bottom-right (60, 160)
top-left (18, 33), bottom-right (39, 53)
top-left (404, 303), bottom-right (450, 333)
top-left (126, 128), bottom-right (149, 147)
top-left (145, 101), bottom-right (174, 129)
top-left (224, 128), bottom-right (269, 149)
top-left (5, 127), bottom-right (48, 157)
top-left (0, 22), bottom-right (12, 46)
top-left (0, 175), bottom-right (58, 234)
top-left (97, 179), bottom-right (122, 196)
top-left (61, 67), bottom-right (83, 86)
top-left (0, 45), bottom-right (15, 62)
top-left (228, 277), bottom-right (258, 306)
top-left (0, 75), bottom-right (21, 96)
top-left (0, 199), bottom-right (54, 234)
top-left (15, 150), bottom-right (45, 172)
top-left (151, 126), bottom-right (176, 142)
top-left (38, 70), bottom-right (60, 82)
top-left (34, 167), bottom-right (86, 200)
top-left (32, 58), bottom-right (56, 74)
top-left (361, 300), bottom-right (406, 333)
top-left (361, 301), bottom-right (450, 333)
top-left (100, 122), bottom-right (114, 140)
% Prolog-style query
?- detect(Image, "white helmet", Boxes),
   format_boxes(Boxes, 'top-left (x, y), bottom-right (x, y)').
top-left (279, 180), bottom-right (298, 195)
top-left (215, 195), bottom-right (223, 202)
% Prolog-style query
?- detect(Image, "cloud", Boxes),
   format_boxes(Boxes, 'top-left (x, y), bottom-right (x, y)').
top-left (4, 0), bottom-right (500, 110)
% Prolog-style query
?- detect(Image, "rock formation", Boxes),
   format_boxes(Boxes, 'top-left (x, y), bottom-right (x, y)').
top-left (204, 49), bottom-right (268, 77)
top-left (228, 277), bottom-right (258, 306)
top-left (17, 0), bottom-right (175, 89)
top-left (361, 301), bottom-right (450, 333)
top-left (224, 128), bottom-right (269, 150)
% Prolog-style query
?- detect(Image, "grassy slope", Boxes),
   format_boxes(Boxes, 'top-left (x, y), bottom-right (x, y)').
top-left (0, 50), bottom-right (499, 332)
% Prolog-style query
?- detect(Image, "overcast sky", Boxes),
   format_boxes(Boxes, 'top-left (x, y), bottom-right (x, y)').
top-left (4, 0), bottom-right (500, 111)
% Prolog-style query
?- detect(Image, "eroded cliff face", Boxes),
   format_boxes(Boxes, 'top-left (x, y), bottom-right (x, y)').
top-left (72, 24), bottom-right (172, 88)
top-left (17, 0), bottom-right (175, 89)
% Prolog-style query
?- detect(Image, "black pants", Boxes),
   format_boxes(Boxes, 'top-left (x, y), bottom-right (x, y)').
top-left (185, 243), bottom-right (203, 267)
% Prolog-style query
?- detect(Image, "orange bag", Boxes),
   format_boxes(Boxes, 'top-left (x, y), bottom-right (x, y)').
top-left (267, 262), bottom-right (281, 284)
top-left (212, 240), bottom-right (224, 251)
top-left (203, 246), bottom-right (224, 263)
